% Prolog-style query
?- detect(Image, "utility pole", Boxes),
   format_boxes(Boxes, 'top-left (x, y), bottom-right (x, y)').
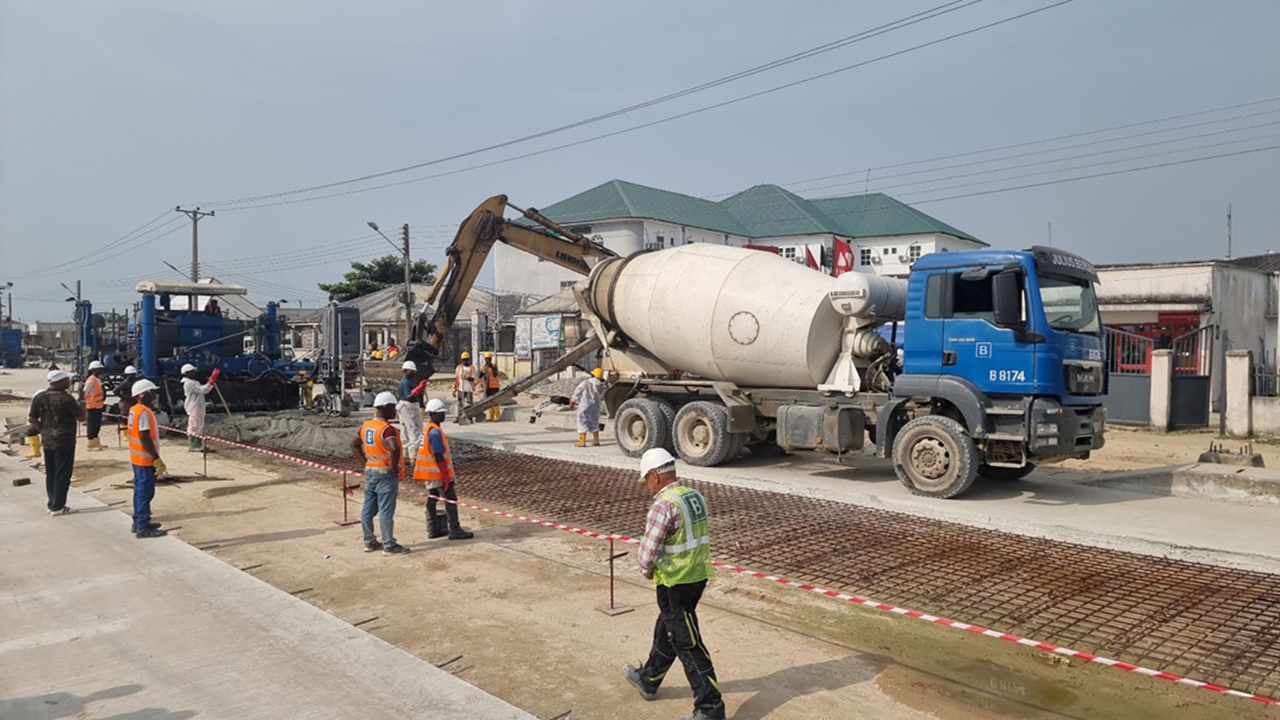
top-left (0, 281), bottom-right (12, 328)
top-left (1048, 221), bottom-right (1053, 248)
top-left (402, 224), bottom-right (412, 348)
top-left (175, 206), bottom-right (215, 281)
top-left (1226, 203), bottom-right (1233, 259)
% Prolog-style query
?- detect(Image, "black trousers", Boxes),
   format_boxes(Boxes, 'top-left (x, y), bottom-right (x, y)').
top-left (44, 445), bottom-right (75, 511)
top-left (426, 484), bottom-right (462, 525)
top-left (639, 580), bottom-right (725, 718)
top-left (86, 408), bottom-right (103, 440)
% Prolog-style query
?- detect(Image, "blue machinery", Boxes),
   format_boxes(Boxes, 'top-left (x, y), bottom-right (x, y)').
top-left (129, 281), bottom-right (315, 414)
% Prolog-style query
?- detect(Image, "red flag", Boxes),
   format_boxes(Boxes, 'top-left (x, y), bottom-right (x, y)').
top-left (833, 238), bottom-right (854, 277)
top-left (805, 247), bottom-right (820, 271)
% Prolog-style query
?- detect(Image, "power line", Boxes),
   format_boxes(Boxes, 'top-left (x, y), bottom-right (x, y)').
top-left (10, 212), bottom-right (183, 280)
top-left (210, 2), bottom-right (1075, 212)
top-left (194, 0), bottom-right (986, 208)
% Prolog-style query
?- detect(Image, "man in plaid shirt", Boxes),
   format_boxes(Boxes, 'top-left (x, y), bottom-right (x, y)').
top-left (624, 448), bottom-right (725, 720)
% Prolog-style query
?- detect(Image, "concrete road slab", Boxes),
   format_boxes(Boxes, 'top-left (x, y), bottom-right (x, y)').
top-left (0, 453), bottom-right (533, 720)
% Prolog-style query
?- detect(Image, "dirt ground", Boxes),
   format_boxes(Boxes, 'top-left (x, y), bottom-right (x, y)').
top-left (2, 369), bottom-right (1276, 719)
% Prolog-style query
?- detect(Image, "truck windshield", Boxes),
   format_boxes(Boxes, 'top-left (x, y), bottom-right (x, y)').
top-left (1038, 276), bottom-right (1100, 334)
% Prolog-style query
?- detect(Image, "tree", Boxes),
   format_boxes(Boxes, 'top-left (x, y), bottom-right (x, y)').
top-left (318, 254), bottom-right (438, 302)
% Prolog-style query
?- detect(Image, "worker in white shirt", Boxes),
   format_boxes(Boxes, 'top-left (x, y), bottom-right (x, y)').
top-left (454, 351), bottom-right (476, 421)
top-left (181, 363), bottom-right (220, 452)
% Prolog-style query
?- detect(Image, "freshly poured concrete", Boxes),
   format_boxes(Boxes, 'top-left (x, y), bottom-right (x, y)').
top-left (0, 453), bottom-right (532, 720)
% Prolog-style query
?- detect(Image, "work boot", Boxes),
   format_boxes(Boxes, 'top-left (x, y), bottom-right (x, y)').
top-left (592, 431), bottom-right (600, 447)
top-left (87, 437), bottom-right (103, 452)
top-left (623, 665), bottom-right (657, 701)
top-left (187, 435), bottom-right (199, 452)
top-left (426, 511), bottom-right (448, 539)
top-left (445, 505), bottom-right (473, 540)
top-left (135, 527), bottom-right (168, 539)
top-left (678, 712), bottom-right (724, 720)
top-left (382, 543), bottom-right (411, 555)
top-left (575, 433), bottom-right (586, 447)
top-left (26, 435), bottom-right (41, 459)
top-left (130, 521), bottom-right (162, 533)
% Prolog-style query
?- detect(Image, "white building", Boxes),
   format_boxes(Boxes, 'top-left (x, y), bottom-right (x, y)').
top-left (493, 179), bottom-right (986, 297)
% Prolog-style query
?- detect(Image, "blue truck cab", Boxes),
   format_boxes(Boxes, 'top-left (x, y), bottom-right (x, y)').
top-left (876, 246), bottom-right (1107, 496)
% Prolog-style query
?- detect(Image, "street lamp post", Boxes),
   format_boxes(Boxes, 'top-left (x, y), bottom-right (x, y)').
top-left (368, 221), bottom-right (412, 355)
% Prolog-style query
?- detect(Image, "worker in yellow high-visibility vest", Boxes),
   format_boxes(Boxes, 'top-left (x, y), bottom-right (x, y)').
top-left (623, 448), bottom-right (725, 720)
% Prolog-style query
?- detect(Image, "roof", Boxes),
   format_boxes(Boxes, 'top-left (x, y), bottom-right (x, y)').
top-left (517, 288), bottom-right (580, 316)
top-left (721, 185), bottom-right (844, 237)
top-left (535, 180), bottom-right (983, 244)
top-left (1226, 253), bottom-right (1280, 274)
top-left (536, 180), bottom-right (750, 237)
top-left (808, 193), bottom-right (985, 244)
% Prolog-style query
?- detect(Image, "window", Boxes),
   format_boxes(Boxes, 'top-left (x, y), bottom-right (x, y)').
top-left (657, 234), bottom-right (666, 247)
top-left (1039, 276), bottom-right (1100, 334)
top-left (859, 248), bottom-right (873, 266)
top-left (559, 280), bottom-right (576, 291)
top-left (783, 247), bottom-right (798, 261)
top-left (925, 274), bottom-right (945, 318)
top-left (953, 274), bottom-right (997, 320)
top-left (908, 245), bottom-right (922, 262)
top-left (567, 225), bottom-right (592, 235)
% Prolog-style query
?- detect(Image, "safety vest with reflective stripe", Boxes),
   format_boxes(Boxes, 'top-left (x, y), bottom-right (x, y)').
top-left (127, 403), bottom-right (158, 467)
top-left (360, 419), bottom-right (395, 470)
top-left (652, 484), bottom-right (712, 587)
top-left (84, 375), bottom-right (105, 410)
top-left (413, 422), bottom-right (454, 484)
top-left (483, 363), bottom-right (500, 390)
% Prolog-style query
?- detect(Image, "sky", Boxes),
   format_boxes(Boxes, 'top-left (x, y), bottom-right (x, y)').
top-left (2, 0), bottom-right (1278, 321)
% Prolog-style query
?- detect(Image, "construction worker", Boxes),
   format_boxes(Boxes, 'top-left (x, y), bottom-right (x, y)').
top-left (181, 363), bottom-right (220, 452)
top-left (301, 370), bottom-right (315, 410)
top-left (82, 360), bottom-right (107, 451)
top-left (569, 368), bottom-right (606, 447)
top-left (112, 365), bottom-right (139, 441)
top-left (27, 370), bottom-right (85, 515)
top-left (127, 379), bottom-right (168, 538)
top-left (397, 360), bottom-right (429, 452)
top-left (481, 351), bottom-right (502, 422)
top-left (624, 448), bottom-right (725, 720)
top-left (454, 351), bottom-right (476, 420)
top-left (24, 390), bottom-right (42, 458)
top-left (415, 397), bottom-right (473, 540)
top-left (350, 391), bottom-right (409, 555)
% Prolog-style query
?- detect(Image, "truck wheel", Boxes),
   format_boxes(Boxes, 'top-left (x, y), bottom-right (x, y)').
top-left (978, 463), bottom-right (1036, 481)
top-left (614, 399), bottom-right (670, 458)
top-left (892, 416), bottom-right (979, 499)
top-left (650, 397), bottom-right (678, 452)
top-left (673, 401), bottom-right (737, 467)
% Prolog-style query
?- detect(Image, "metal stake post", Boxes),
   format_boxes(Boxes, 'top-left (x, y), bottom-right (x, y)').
top-left (596, 534), bottom-right (634, 616)
top-left (334, 470), bottom-right (359, 526)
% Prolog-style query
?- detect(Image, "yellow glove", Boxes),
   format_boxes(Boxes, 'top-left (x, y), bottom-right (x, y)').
top-left (153, 458), bottom-right (167, 477)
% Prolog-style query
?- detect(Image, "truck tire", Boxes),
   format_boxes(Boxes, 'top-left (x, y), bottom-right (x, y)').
top-left (650, 397), bottom-right (678, 452)
top-left (892, 415), bottom-right (979, 499)
top-left (614, 398), bottom-right (670, 458)
top-left (673, 401), bottom-right (738, 467)
top-left (978, 463), bottom-right (1036, 481)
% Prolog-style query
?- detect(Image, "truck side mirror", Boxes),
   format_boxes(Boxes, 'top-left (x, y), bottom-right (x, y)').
top-left (992, 271), bottom-right (1023, 328)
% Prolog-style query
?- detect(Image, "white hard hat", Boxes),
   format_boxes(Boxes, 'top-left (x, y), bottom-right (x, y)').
top-left (124, 365), bottom-right (138, 375)
top-left (181, 363), bottom-right (197, 374)
top-left (47, 370), bottom-right (72, 383)
top-left (88, 361), bottom-right (104, 370)
top-left (639, 448), bottom-right (676, 479)
top-left (401, 360), bottom-right (417, 371)
top-left (425, 398), bottom-right (447, 413)
top-left (373, 391), bottom-right (398, 407)
top-left (132, 379), bottom-right (158, 396)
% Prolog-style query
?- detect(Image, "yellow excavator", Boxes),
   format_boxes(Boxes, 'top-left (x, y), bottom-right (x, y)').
top-left (403, 195), bottom-right (615, 405)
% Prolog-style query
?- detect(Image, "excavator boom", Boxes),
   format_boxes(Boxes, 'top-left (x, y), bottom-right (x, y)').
top-left (405, 194), bottom-right (615, 378)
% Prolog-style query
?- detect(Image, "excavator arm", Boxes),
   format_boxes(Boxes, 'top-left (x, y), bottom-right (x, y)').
top-left (405, 194), bottom-right (615, 378)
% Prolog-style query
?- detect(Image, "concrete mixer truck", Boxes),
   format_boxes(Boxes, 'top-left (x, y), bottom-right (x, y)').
top-left (409, 195), bottom-right (1107, 499)
top-left (575, 242), bottom-right (1107, 499)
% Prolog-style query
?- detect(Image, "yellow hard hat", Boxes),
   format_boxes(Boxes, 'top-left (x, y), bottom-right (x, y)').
top-left (460, 351), bottom-right (470, 359)
top-left (484, 351), bottom-right (494, 358)
top-left (592, 367), bottom-right (603, 378)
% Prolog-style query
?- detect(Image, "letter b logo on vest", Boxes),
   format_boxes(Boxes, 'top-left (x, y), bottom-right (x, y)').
top-left (364, 428), bottom-right (376, 445)
top-left (684, 493), bottom-right (707, 524)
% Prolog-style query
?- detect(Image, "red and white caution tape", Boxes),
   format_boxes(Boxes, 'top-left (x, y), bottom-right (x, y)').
top-left (126, 417), bottom-right (1278, 705)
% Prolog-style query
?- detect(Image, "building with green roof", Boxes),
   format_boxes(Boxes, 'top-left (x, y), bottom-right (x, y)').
top-left (494, 179), bottom-right (985, 296)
